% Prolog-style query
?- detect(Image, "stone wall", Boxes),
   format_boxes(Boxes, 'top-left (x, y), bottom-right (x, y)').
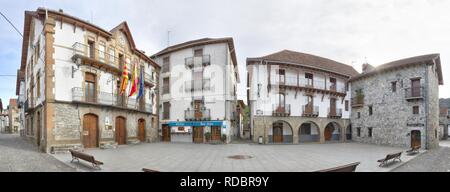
top-left (351, 64), bottom-right (440, 149)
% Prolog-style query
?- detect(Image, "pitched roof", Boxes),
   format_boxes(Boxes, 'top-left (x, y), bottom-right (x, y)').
top-left (247, 50), bottom-right (359, 77)
top-left (349, 54), bottom-right (443, 85)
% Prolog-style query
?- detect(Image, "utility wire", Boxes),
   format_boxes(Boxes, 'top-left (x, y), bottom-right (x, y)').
top-left (0, 11), bottom-right (23, 37)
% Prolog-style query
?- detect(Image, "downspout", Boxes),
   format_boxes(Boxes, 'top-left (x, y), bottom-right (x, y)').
top-left (424, 63), bottom-right (429, 149)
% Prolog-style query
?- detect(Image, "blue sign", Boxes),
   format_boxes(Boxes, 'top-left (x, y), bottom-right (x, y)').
top-left (168, 121), bottom-right (225, 127)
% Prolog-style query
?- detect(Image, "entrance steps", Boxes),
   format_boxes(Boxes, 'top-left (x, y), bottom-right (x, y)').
top-left (99, 141), bottom-right (118, 149)
top-left (50, 144), bottom-right (84, 154)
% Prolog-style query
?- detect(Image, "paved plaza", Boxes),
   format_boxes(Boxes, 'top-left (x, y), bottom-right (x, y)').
top-left (53, 141), bottom-right (422, 172)
top-left (0, 134), bottom-right (75, 172)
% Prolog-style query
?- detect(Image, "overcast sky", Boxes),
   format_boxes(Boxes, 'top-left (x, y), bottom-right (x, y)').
top-left (1, 0), bottom-right (449, 107)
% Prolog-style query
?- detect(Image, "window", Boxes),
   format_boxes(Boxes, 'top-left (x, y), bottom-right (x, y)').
top-left (178, 127), bottom-right (185, 131)
top-left (276, 69), bottom-right (285, 84)
top-left (163, 77), bottom-right (170, 94)
top-left (305, 73), bottom-right (313, 85)
top-left (330, 77), bottom-right (336, 90)
top-left (109, 48), bottom-right (115, 64)
top-left (194, 49), bottom-right (203, 57)
top-left (98, 43), bottom-right (105, 61)
top-left (163, 102), bottom-right (170, 119)
top-left (345, 100), bottom-right (349, 111)
top-left (357, 127), bottom-right (361, 137)
top-left (368, 105), bottom-right (373, 116)
top-left (391, 81), bottom-right (397, 92)
top-left (36, 72), bottom-right (40, 98)
top-left (368, 127), bottom-right (373, 137)
top-left (84, 73), bottom-right (96, 103)
top-left (162, 57), bottom-right (170, 73)
top-left (357, 112), bottom-right (360, 119)
top-left (413, 106), bottom-right (419, 114)
top-left (88, 40), bottom-right (95, 59)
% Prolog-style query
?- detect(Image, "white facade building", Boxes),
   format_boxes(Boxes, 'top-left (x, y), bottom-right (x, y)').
top-left (247, 50), bottom-right (359, 144)
top-left (152, 38), bottom-right (239, 143)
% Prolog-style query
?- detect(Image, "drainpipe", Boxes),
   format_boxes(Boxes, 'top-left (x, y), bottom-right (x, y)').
top-left (424, 63), bottom-right (429, 149)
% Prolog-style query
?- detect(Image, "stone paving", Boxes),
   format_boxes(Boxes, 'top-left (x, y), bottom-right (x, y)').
top-left (0, 133), bottom-right (75, 172)
top-left (53, 141), bottom-right (421, 172)
top-left (392, 140), bottom-right (450, 172)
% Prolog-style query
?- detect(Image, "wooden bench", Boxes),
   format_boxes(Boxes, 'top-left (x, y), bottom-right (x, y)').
top-left (377, 152), bottom-right (402, 167)
top-left (406, 145), bottom-right (420, 155)
top-left (69, 149), bottom-right (104, 170)
top-left (142, 168), bottom-right (160, 172)
top-left (315, 162), bottom-right (360, 172)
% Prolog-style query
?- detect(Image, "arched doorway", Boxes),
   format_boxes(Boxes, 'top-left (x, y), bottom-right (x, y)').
top-left (411, 130), bottom-right (421, 148)
top-left (299, 121), bottom-right (320, 143)
top-left (270, 121), bottom-right (293, 143)
top-left (138, 119), bottom-right (146, 142)
top-left (83, 114), bottom-right (99, 148)
top-left (324, 122), bottom-right (342, 142)
top-left (346, 125), bottom-right (352, 140)
top-left (115, 116), bottom-right (127, 145)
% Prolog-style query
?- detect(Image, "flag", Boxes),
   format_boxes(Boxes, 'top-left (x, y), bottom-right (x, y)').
top-left (136, 68), bottom-right (145, 99)
top-left (119, 59), bottom-right (129, 95)
top-left (128, 62), bottom-right (138, 97)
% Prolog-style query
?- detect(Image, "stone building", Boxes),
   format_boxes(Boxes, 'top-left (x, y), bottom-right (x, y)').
top-left (8, 99), bottom-right (19, 134)
top-left (439, 107), bottom-right (449, 140)
top-left (247, 50), bottom-right (359, 144)
top-left (0, 112), bottom-right (9, 133)
top-left (349, 54), bottom-right (443, 149)
top-left (16, 8), bottom-right (160, 153)
top-left (151, 38), bottom-right (239, 143)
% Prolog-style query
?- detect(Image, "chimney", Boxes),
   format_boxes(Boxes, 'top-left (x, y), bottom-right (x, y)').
top-left (59, 9), bottom-right (64, 13)
top-left (362, 63), bottom-right (375, 73)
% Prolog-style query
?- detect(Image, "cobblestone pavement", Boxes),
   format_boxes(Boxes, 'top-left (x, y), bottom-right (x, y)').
top-left (392, 141), bottom-right (450, 172)
top-left (0, 133), bottom-right (75, 172)
top-left (53, 141), bottom-right (421, 172)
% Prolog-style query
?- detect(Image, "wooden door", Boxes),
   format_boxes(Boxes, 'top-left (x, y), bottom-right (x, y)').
top-left (325, 127), bottom-right (333, 141)
top-left (115, 116), bottom-right (127, 145)
top-left (330, 98), bottom-right (336, 116)
top-left (411, 79), bottom-right (421, 97)
top-left (138, 119), bottom-right (145, 142)
top-left (194, 100), bottom-right (202, 119)
top-left (411, 130), bottom-right (421, 148)
top-left (211, 126), bottom-right (221, 141)
top-left (162, 124), bottom-right (170, 142)
top-left (272, 123), bottom-right (283, 143)
top-left (193, 127), bottom-right (204, 143)
top-left (83, 114), bottom-right (98, 148)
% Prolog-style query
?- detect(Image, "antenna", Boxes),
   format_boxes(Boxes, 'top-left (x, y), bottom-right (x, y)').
top-left (167, 31), bottom-right (171, 47)
top-left (90, 11), bottom-right (93, 23)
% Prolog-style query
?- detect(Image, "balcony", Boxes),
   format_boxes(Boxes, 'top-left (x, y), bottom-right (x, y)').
top-left (24, 98), bottom-right (35, 112)
top-left (71, 87), bottom-right (151, 113)
top-left (272, 104), bottom-right (291, 117)
top-left (328, 108), bottom-right (342, 118)
top-left (302, 105), bottom-right (319, 117)
top-left (270, 76), bottom-right (346, 95)
top-left (185, 55), bottom-right (211, 69)
top-left (144, 72), bottom-right (156, 87)
top-left (405, 87), bottom-right (424, 101)
top-left (71, 42), bottom-right (121, 74)
top-left (185, 108), bottom-right (211, 121)
top-left (185, 79), bottom-right (211, 92)
top-left (351, 95), bottom-right (364, 108)
top-left (145, 103), bottom-right (153, 114)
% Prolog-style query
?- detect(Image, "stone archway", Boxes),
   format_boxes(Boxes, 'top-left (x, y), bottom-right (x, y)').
top-left (324, 122), bottom-right (342, 142)
top-left (298, 121), bottom-right (320, 143)
top-left (269, 120), bottom-right (293, 144)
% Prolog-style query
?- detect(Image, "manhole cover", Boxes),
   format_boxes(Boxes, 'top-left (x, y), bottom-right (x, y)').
top-left (227, 155), bottom-right (253, 160)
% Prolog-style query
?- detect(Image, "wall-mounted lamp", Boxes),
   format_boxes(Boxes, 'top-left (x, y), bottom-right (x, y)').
top-left (71, 57), bottom-right (81, 78)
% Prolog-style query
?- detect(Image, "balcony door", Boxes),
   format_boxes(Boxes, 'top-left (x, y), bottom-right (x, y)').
top-left (277, 69), bottom-right (285, 85)
top-left (411, 79), bottom-right (421, 97)
top-left (84, 73), bottom-right (96, 103)
top-left (330, 77), bottom-right (336, 91)
top-left (194, 100), bottom-right (203, 119)
top-left (305, 95), bottom-right (313, 114)
top-left (330, 98), bottom-right (336, 116)
top-left (275, 93), bottom-right (285, 113)
top-left (305, 73), bottom-right (313, 87)
top-left (88, 40), bottom-right (95, 59)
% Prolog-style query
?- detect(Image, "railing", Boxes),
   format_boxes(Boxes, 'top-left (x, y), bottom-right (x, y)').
top-left (185, 55), bottom-right (211, 69)
top-left (272, 104), bottom-right (291, 116)
top-left (72, 42), bottom-right (119, 67)
top-left (24, 98), bottom-right (35, 112)
top-left (270, 76), bottom-right (346, 93)
top-left (328, 108), bottom-right (343, 118)
top-left (185, 108), bottom-right (211, 120)
top-left (72, 87), bottom-right (151, 113)
top-left (144, 72), bottom-right (156, 85)
top-left (351, 95), bottom-right (364, 107)
top-left (405, 87), bottom-right (424, 100)
top-left (185, 79), bottom-right (211, 92)
top-left (302, 105), bottom-right (319, 116)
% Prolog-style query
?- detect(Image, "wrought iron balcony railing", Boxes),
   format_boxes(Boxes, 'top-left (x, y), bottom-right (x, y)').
top-left (184, 79), bottom-right (211, 92)
top-left (351, 95), bottom-right (364, 107)
top-left (185, 108), bottom-right (211, 121)
top-left (272, 104), bottom-right (291, 116)
top-left (405, 87), bottom-right (424, 100)
top-left (270, 76), bottom-right (346, 93)
top-left (328, 108), bottom-right (343, 118)
top-left (72, 42), bottom-right (119, 67)
top-left (185, 55), bottom-right (211, 69)
top-left (302, 105), bottom-right (319, 117)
